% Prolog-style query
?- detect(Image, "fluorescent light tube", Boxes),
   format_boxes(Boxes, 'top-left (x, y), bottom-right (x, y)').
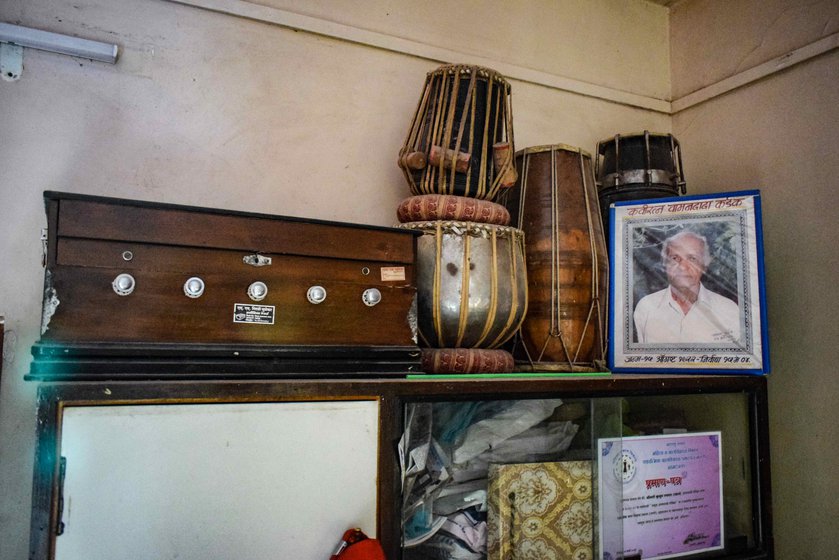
top-left (0, 22), bottom-right (118, 63)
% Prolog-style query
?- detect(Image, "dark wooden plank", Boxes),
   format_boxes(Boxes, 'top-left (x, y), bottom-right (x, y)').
top-left (51, 192), bottom-right (417, 263)
top-left (41, 266), bottom-right (416, 346)
top-left (29, 385), bottom-right (62, 560)
top-left (0, 316), bottom-right (4, 387)
top-left (55, 239), bottom-right (415, 285)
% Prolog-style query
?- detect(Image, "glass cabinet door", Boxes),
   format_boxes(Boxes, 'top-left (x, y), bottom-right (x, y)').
top-left (399, 390), bottom-right (760, 560)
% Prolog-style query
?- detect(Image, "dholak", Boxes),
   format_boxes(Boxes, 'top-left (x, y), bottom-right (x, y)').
top-left (398, 64), bottom-right (517, 201)
top-left (595, 131), bottom-right (686, 237)
top-left (498, 145), bottom-right (608, 371)
top-left (398, 221), bottom-right (527, 349)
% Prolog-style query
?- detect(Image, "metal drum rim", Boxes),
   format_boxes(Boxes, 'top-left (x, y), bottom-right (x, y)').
top-left (514, 144), bottom-right (592, 159)
top-left (397, 220), bottom-right (524, 238)
top-left (428, 63), bottom-right (509, 85)
top-left (597, 169), bottom-right (682, 188)
top-left (595, 131), bottom-right (680, 148)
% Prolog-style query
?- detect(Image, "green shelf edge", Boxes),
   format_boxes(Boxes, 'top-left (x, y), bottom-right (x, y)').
top-left (407, 372), bottom-right (612, 380)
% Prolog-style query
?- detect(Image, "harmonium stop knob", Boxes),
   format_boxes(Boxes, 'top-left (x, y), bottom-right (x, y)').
top-left (362, 288), bottom-right (382, 307)
top-left (307, 285), bottom-right (327, 305)
top-left (183, 277), bottom-right (205, 298)
top-left (247, 281), bottom-right (268, 302)
top-left (112, 273), bottom-right (136, 296)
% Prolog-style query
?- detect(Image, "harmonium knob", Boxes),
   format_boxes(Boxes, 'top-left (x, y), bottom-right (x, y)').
top-left (112, 273), bottom-right (136, 296)
top-left (362, 288), bottom-right (382, 307)
top-left (183, 277), bottom-right (205, 298)
top-left (307, 285), bottom-right (327, 304)
top-left (247, 281), bottom-right (268, 302)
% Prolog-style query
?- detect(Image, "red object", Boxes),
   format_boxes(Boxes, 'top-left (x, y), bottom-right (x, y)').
top-left (330, 529), bottom-right (386, 560)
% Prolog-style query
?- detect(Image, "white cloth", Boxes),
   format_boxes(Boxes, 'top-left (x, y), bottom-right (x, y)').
top-left (633, 283), bottom-right (740, 344)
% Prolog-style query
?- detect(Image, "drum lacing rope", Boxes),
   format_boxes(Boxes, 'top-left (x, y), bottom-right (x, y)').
top-left (486, 229), bottom-right (526, 349)
top-left (579, 150), bottom-right (608, 363)
top-left (400, 68), bottom-right (433, 193)
top-left (547, 146), bottom-right (576, 365)
top-left (434, 71), bottom-right (452, 194)
top-left (449, 67), bottom-right (476, 197)
top-left (512, 151), bottom-right (537, 367)
top-left (475, 75), bottom-right (492, 199)
top-left (455, 222), bottom-right (473, 347)
top-left (432, 221), bottom-right (445, 347)
top-left (473, 226), bottom-right (499, 348)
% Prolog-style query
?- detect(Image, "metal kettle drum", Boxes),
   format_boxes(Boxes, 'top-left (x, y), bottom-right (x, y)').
top-left (398, 220), bottom-right (527, 349)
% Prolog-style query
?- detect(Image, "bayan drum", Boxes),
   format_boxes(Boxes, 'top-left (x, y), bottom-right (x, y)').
top-left (595, 131), bottom-right (686, 237)
top-left (398, 221), bottom-right (527, 349)
top-left (499, 144), bottom-right (608, 371)
top-left (398, 64), bottom-right (516, 201)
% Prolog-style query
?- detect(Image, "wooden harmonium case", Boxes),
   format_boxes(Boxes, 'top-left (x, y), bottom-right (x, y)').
top-left (29, 191), bottom-right (421, 379)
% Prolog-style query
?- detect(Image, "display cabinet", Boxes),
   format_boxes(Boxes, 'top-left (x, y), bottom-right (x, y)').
top-left (29, 375), bottom-right (772, 560)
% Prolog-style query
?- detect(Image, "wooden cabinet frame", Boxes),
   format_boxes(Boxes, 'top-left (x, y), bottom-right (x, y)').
top-left (29, 375), bottom-right (773, 560)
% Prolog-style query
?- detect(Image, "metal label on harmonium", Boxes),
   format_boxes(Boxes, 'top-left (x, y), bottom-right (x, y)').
top-left (29, 191), bottom-right (421, 379)
top-left (232, 304), bottom-right (276, 325)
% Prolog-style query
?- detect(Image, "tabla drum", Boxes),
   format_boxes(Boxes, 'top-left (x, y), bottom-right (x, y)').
top-left (497, 144), bottom-right (608, 371)
top-left (398, 64), bottom-right (517, 202)
top-left (397, 221), bottom-right (527, 349)
top-left (595, 131), bottom-right (686, 239)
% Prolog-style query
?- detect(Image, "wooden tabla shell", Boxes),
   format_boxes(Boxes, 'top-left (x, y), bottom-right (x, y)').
top-left (398, 221), bottom-right (527, 349)
top-left (398, 64), bottom-right (516, 201)
top-left (498, 144), bottom-right (609, 370)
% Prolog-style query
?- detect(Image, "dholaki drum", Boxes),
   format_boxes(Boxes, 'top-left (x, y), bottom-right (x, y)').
top-left (595, 131), bottom-right (686, 237)
top-left (398, 221), bottom-right (527, 349)
top-left (398, 64), bottom-right (517, 202)
top-left (498, 145), bottom-right (608, 371)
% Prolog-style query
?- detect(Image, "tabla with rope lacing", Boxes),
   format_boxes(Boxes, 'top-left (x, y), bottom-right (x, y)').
top-left (398, 64), bottom-right (517, 202)
top-left (498, 145), bottom-right (609, 371)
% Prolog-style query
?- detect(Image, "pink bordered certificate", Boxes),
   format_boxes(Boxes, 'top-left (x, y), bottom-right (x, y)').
top-left (597, 432), bottom-right (724, 560)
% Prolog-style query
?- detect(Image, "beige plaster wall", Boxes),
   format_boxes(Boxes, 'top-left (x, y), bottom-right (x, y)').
top-left (0, 1), bottom-right (670, 557)
top-left (253, 0), bottom-right (672, 100)
top-left (670, 0), bottom-right (839, 99)
top-left (670, 1), bottom-right (839, 558)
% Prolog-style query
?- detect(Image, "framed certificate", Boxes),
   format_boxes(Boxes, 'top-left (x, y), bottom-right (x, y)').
top-left (608, 190), bottom-right (769, 373)
top-left (598, 432), bottom-right (724, 559)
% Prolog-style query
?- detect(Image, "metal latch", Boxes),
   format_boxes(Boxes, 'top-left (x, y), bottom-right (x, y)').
top-left (56, 456), bottom-right (67, 536)
top-left (243, 254), bottom-right (272, 267)
top-left (41, 228), bottom-right (48, 267)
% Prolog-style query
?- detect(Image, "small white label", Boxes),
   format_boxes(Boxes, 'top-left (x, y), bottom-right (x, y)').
top-left (233, 303), bottom-right (275, 325)
top-left (380, 266), bottom-right (406, 282)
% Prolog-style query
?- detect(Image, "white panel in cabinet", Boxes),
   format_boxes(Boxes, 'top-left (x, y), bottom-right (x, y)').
top-left (55, 400), bottom-right (379, 560)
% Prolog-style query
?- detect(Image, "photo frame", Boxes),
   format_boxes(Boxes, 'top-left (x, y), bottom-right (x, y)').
top-left (608, 190), bottom-right (769, 373)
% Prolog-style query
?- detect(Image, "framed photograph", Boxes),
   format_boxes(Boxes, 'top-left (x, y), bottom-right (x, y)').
top-left (608, 190), bottom-right (769, 373)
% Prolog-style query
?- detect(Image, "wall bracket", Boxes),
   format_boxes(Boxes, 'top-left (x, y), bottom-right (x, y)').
top-left (0, 42), bottom-right (22, 81)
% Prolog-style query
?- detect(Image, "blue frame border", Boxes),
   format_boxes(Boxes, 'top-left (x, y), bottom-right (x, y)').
top-left (607, 190), bottom-right (770, 374)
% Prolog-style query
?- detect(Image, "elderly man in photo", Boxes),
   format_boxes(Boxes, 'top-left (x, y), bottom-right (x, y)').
top-left (634, 230), bottom-right (740, 344)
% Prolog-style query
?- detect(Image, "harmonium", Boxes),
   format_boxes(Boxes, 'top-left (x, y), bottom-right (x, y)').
top-left (28, 191), bottom-right (421, 379)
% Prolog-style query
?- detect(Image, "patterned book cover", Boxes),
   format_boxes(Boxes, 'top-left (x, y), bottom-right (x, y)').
top-left (487, 461), bottom-right (593, 560)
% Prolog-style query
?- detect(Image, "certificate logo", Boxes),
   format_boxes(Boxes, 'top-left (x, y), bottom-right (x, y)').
top-left (613, 449), bottom-right (637, 484)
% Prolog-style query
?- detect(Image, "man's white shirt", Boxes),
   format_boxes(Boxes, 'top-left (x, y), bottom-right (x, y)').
top-left (634, 283), bottom-right (740, 344)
